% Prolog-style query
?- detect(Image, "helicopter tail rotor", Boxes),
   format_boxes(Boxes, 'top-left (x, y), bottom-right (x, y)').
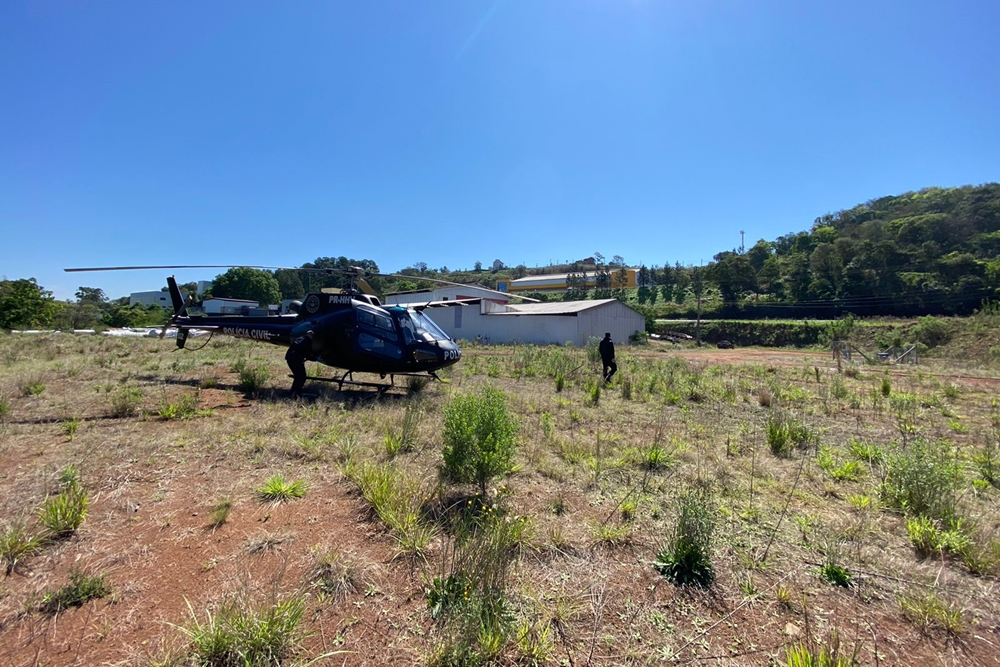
top-left (160, 276), bottom-right (190, 340)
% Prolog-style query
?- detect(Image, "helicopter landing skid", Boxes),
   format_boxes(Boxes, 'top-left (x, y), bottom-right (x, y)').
top-left (301, 371), bottom-right (441, 394)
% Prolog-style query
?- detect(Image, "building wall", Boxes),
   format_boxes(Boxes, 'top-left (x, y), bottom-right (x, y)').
top-left (202, 298), bottom-right (260, 315)
top-left (426, 300), bottom-right (645, 347)
top-left (129, 291), bottom-right (173, 307)
top-left (575, 301), bottom-right (646, 345)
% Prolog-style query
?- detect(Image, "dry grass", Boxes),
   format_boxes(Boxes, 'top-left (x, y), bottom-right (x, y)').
top-left (0, 332), bottom-right (998, 666)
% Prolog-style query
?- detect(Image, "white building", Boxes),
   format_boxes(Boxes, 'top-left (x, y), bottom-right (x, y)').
top-left (202, 298), bottom-right (261, 315)
top-left (418, 298), bottom-right (646, 347)
top-left (129, 290), bottom-right (173, 308)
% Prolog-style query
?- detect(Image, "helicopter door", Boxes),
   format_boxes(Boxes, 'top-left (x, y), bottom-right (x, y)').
top-left (356, 308), bottom-right (403, 359)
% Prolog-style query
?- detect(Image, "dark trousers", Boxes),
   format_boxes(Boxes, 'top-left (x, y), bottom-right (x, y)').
top-left (602, 360), bottom-right (617, 382)
top-left (287, 356), bottom-right (307, 394)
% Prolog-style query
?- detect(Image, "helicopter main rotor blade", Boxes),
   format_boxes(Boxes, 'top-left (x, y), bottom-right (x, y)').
top-left (370, 272), bottom-right (539, 303)
top-left (63, 264), bottom-right (538, 303)
top-left (64, 264), bottom-right (291, 272)
top-left (355, 277), bottom-right (377, 296)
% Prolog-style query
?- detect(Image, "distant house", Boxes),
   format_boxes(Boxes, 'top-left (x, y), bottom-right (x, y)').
top-left (496, 269), bottom-right (637, 294)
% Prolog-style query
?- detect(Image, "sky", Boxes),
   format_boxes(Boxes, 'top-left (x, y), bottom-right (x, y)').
top-left (2, 1), bottom-right (999, 301)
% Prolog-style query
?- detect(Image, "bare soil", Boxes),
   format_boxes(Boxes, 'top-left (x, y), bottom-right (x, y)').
top-left (1, 335), bottom-right (999, 666)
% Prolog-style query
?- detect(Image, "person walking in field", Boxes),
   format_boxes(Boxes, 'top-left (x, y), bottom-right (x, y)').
top-left (599, 332), bottom-right (617, 384)
top-left (285, 330), bottom-right (315, 396)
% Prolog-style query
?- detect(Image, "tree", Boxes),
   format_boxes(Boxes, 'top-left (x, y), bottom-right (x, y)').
top-left (613, 266), bottom-right (629, 292)
top-left (746, 240), bottom-right (772, 274)
top-left (707, 252), bottom-right (755, 303)
top-left (75, 287), bottom-right (108, 305)
top-left (274, 269), bottom-right (305, 300)
top-left (210, 268), bottom-right (281, 305)
top-left (474, 261), bottom-right (483, 273)
top-left (0, 278), bottom-right (57, 330)
top-left (637, 265), bottom-right (651, 288)
top-left (102, 304), bottom-right (167, 328)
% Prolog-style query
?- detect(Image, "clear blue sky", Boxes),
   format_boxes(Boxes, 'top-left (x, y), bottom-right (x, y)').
top-left (3, 1), bottom-right (998, 300)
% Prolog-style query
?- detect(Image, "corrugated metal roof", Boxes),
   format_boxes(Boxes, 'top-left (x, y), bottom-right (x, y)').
top-left (495, 299), bottom-right (620, 315)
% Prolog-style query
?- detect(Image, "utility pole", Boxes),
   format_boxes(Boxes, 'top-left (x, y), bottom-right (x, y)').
top-left (739, 230), bottom-right (745, 254)
top-left (694, 261), bottom-right (703, 347)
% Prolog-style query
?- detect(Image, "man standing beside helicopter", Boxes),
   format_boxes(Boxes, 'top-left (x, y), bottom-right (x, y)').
top-left (285, 330), bottom-right (315, 396)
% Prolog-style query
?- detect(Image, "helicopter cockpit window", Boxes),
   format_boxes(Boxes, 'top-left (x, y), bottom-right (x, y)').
top-left (374, 313), bottom-right (397, 340)
top-left (356, 308), bottom-right (398, 343)
top-left (411, 310), bottom-right (450, 342)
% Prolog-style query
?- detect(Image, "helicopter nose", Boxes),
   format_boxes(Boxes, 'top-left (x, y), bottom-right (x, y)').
top-left (440, 340), bottom-right (461, 364)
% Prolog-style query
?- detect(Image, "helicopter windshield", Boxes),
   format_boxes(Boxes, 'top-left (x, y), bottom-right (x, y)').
top-left (409, 310), bottom-right (450, 342)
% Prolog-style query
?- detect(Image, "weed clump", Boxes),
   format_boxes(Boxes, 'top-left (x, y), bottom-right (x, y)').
top-left (442, 387), bottom-right (519, 496)
top-left (109, 386), bottom-right (143, 418)
top-left (654, 489), bottom-right (715, 587)
top-left (766, 412), bottom-right (814, 458)
top-left (210, 499), bottom-right (233, 528)
top-left (255, 475), bottom-right (307, 503)
top-left (177, 595), bottom-right (307, 665)
top-left (39, 481), bottom-right (88, 537)
top-left (233, 359), bottom-right (271, 396)
top-left (0, 522), bottom-right (44, 575)
top-left (308, 548), bottom-right (361, 603)
top-left (426, 506), bottom-right (526, 665)
top-left (39, 570), bottom-right (111, 614)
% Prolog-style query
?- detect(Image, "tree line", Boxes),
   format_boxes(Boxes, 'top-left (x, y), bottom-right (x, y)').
top-left (4, 183), bottom-right (999, 329)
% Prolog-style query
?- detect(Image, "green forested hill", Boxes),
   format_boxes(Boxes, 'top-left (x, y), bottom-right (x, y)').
top-left (705, 183), bottom-right (1000, 317)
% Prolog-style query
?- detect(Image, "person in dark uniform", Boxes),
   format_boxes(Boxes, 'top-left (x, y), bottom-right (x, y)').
top-left (599, 332), bottom-right (617, 383)
top-left (285, 330), bottom-right (315, 396)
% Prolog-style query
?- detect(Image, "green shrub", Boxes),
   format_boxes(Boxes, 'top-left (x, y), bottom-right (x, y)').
top-left (879, 440), bottom-right (962, 523)
top-left (913, 315), bottom-right (951, 348)
top-left (654, 489), bottom-right (715, 587)
top-left (442, 387), bottom-right (519, 495)
top-left (234, 359), bottom-right (271, 396)
top-left (39, 481), bottom-right (88, 537)
top-left (109, 386), bottom-right (143, 418)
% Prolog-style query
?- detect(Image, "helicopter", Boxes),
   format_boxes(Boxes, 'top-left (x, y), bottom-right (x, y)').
top-left (64, 264), bottom-right (530, 393)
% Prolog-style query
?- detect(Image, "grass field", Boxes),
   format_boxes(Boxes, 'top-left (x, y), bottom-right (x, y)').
top-left (1, 332), bottom-right (999, 666)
